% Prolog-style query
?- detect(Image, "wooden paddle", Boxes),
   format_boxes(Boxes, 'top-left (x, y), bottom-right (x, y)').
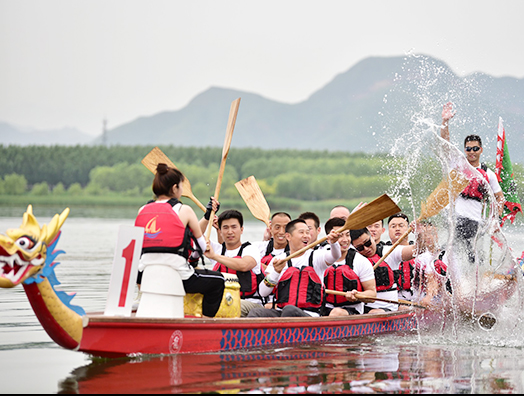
top-left (235, 175), bottom-right (271, 227)
top-left (205, 98), bottom-right (241, 239)
top-left (281, 194), bottom-right (400, 263)
top-left (372, 169), bottom-right (469, 270)
top-left (141, 146), bottom-right (207, 212)
top-left (325, 289), bottom-right (427, 309)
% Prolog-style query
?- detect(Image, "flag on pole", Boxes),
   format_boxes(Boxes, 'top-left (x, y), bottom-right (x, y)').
top-left (495, 117), bottom-right (522, 226)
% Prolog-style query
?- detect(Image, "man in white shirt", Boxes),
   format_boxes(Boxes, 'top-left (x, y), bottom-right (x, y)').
top-left (323, 217), bottom-right (376, 316)
top-left (350, 228), bottom-right (415, 313)
top-left (254, 212), bottom-right (291, 272)
top-left (204, 209), bottom-right (264, 317)
top-left (441, 102), bottom-right (504, 263)
top-left (247, 219), bottom-right (341, 317)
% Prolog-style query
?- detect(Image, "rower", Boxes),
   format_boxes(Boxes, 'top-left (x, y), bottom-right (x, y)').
top-left (367, 219), bottom-right (386, 256)
top-left (323, 217), bottom-right (377, 316)
top-left (247, 219), bottom-right (342, 318)
top-left (298, 211), bottom-right (324, 248)
top-left (204, 209), bottom-right (265, 317)
top-left (254, 211), bottom-right (291, 272)
top-left (350, 228), bottom-right (415, 314)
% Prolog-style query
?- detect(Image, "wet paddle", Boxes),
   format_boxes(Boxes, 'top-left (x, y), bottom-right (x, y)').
top-left (372, 169), bottom-right (469, 270)
top-left (235, 175), bottom-right (271, 227)
top-left (205, 98), bottom-right (241, 239)
top-left (141, 146), bottom-right (207, 212)
top-left (325, 289), bottom-right (427, 309)
top-left (281, 194), bottom-right (400, 263)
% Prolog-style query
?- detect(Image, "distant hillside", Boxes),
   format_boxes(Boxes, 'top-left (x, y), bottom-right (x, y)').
top-left (96, 54), bottom-right (524, 163)
top-left (0, 122), bottom-right (92, 146)
top-left (3, 54), bottom-right (524, 163)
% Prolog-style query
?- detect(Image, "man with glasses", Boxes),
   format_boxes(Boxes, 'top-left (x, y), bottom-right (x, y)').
top-left (441, 102), bottom-right (504, 263)
top-left (350, 228), bottom-right (415, 313)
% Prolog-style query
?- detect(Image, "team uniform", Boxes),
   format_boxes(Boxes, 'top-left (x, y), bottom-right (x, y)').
top-left (453, 163), bottom-right (502, 263)
top-left (135, 199), bottom-right (224, 317)
top-left (323, 249), bottom-right (375, 315)
top-left (207, 240), bottom-right (264, 315)
top-left (455, 163), bottom-right (502, 223)
top-left (253, 239), bottom-right (289, 268)
top-left (358, 244), bottom-right (411, 312)
top-left (251, 242), bottom-right (341, 317)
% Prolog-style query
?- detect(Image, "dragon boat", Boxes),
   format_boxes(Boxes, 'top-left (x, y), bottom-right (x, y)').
top-left (0, 205), bottom-right (424, 358)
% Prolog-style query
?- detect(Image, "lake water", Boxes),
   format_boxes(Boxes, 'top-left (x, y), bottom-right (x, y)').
top-left (2, 213), bottom-right (524, 393)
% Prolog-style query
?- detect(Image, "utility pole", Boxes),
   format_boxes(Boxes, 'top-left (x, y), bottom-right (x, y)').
top-left (102, 118), bottom-right (108, 146)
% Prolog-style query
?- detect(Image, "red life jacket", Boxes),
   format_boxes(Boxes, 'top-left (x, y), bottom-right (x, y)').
top-left (394, 259), bottom-right (415, 292)
top-left (323, 250), bottom-right (363, 306)
top-left (433, 255), bottom-right (453, 294)
top-left (460, 164), bottom-right (490, 202)
top-left (275, 252), bottom-right (324, 313)
top-left (367, 253), bottom-right (396, 292)
top-left (413, 251), bottom-right (449, 290)
top-left (261, 239), bottom-right (290, 267)
top-left (134, 199), bottom-right (193, 258)
top-left (212, 242), bottom-right (263, 300)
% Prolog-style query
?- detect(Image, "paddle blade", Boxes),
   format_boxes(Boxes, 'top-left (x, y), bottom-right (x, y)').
top-left (222, 98), bottom-right (241, 160)
top-left (342, 194), bottom-right (401, 231)
top-left (141, 146), bottom-right (178, 173)
top-left (420, 169), bottom-right (469, 220)
top-left (141, 147), bottom-right (206, 212)
top-left (235, 176), bottom-right (271, 227)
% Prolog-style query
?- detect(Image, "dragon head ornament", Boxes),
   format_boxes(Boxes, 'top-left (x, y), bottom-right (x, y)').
top-left (0, 205), bottom-right (70, 288)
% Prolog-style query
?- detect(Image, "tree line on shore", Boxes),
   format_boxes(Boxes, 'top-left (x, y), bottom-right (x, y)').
top-left (0, 145), bottom-right (393, 201)
top-left (1, 145), bottom-right (522, 219)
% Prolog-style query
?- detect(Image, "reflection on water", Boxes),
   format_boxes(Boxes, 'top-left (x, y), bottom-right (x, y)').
top-left (55, 339), bottom-right (524, 394)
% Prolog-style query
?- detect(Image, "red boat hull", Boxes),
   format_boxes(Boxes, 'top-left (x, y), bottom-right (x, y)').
top-left (80, 310), bottom-right (418, 358)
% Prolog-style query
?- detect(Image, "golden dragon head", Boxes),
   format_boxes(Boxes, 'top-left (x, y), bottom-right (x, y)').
top-left (0, 205), bottom-right (70, 288)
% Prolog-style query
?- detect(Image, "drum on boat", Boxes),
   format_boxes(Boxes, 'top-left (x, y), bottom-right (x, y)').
top-left (183, 272), bottom-right (241, 318)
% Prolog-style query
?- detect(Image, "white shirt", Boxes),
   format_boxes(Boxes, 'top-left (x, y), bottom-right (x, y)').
top-left (411, 250), bottom-right (439, 301)
top-left (261, 242), bottom-right (341, 317)
top-left (208, 240), bottom-right (262, 273)
top-left (208, 240), bottom-right (263, 304)
top-left (362, 245), bottom-right (407, 311)
top-left (253, 240), bottom-right (287, 260)
top-left (455, 165), bottom-right (502, 222)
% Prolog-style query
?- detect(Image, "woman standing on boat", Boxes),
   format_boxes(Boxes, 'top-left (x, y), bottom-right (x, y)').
top-left (135, 163), bottom-right (225, 318)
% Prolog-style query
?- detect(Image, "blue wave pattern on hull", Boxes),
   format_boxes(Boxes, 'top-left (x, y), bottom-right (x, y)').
top-left (220, 316), bottom-right (417, 350)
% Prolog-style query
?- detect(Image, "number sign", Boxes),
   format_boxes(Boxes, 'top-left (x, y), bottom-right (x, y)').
top-left (104, 225), bottom-right (144, 317)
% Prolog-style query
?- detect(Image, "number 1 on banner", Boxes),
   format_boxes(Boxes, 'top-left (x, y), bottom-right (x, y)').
top-left (104, 225), bottom-right (144, 317)
top-left (119, 240), bottom-right (136, 307)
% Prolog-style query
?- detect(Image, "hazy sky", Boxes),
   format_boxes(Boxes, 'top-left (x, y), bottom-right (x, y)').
top-left (1, 0), bottom-right (523, 136)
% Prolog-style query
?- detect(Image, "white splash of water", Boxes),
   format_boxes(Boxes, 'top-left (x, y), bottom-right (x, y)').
top-left (378, 54), bottom-right (524, 347)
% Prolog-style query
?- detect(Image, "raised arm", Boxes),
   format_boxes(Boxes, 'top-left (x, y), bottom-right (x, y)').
top-left (198, 197), bottom-right (220, 233)
top-left (441, 102), bottom-right (455, 142)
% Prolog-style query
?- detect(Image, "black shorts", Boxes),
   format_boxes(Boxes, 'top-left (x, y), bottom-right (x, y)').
top-left (322, 306), bottom-right (360, 316)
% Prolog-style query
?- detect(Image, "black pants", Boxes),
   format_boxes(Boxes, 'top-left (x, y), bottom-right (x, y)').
top-left (183, 269), bottom-right (225, 317)
top-left (247, 305), bottom-right (312, 317)
top-left (456, 216), bottom-right (479, 264)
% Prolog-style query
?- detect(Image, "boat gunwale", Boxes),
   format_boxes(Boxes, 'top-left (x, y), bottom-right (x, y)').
top-left (84, 309), bottom-right (417, 328)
